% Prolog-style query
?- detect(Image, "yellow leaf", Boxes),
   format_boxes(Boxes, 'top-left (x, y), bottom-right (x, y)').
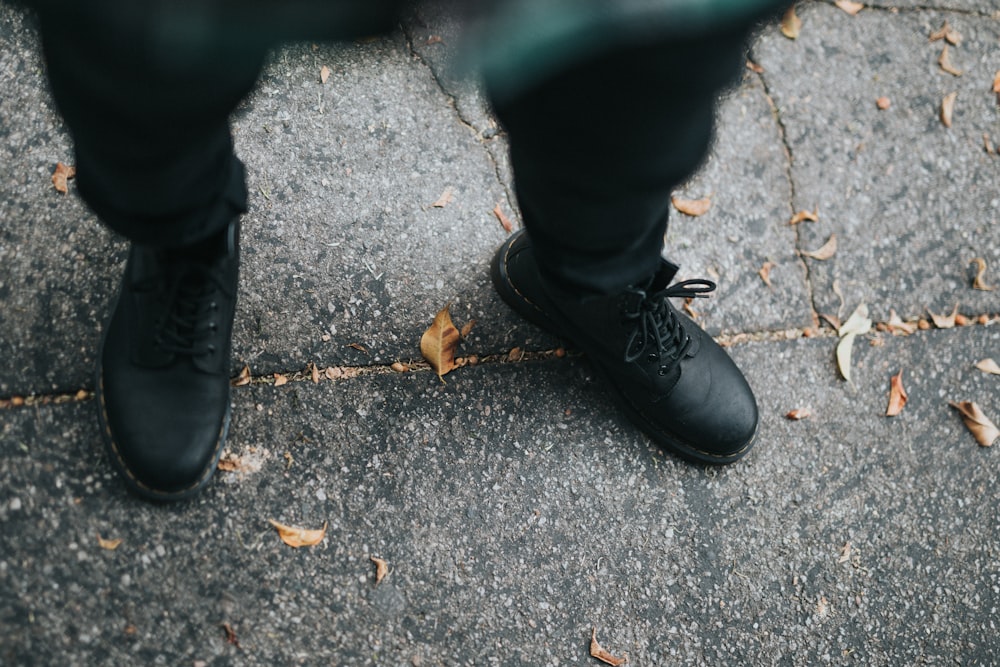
top-left (974, 358), bottom-right (1000, 375)
top-left (789, 207), bottom-right (819, 224)
top-left (420, 305), bottom-right (460, 379)
top-left (97, 534), bottom-right (122, 551)
top-left (970, 258), bottom-right (995, 291)
top-left (268, 519), bottom-right (327, 547)
top-left (886, 370), bottom-right (908, 417)
top-left (590, 628), bottom-right (627, 666)
top-left (938, 46), bottom-right (963, 77)
top-left (801, 234), bottom-right (837, 261)
top-left (949, 401), bottom-right (1000, 447)
top-left (51, 162), bottom-right (76, 194)
top-left (671, 195), bottom-right (712, 217)
top-left (940, 92), bottom-right (956, 128)
top-left (834, 0), bottom-right (864, 15)
top-left (780, 6), bottom-right (801, 39)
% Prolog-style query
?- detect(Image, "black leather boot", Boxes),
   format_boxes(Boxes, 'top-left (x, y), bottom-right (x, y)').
top-left (491, 229), bottom-right (758, 464)
top-left (96, 220), bottom-right (240, 500)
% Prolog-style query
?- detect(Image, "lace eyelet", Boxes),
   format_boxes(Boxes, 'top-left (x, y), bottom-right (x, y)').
top-left (647, 353), bottom-right (659, 363)
top-left (657, 366), bottom-right (667, 376)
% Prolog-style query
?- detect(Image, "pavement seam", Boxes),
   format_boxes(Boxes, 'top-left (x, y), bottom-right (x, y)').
top-left (4, 316), bottom-right (996, 409)
top-left (820, 1), bottom-right (1000, 19)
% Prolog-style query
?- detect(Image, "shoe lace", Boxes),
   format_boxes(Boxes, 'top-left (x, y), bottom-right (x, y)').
top-left (150, 263), bottom-right (225, 358)
top-left (622, 278), bottom-right (716, 372)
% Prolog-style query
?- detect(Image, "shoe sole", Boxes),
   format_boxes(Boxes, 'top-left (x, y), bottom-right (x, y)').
top-left (491, 232), bottom-right (754, 465)
top-left (94, 290), bottom-right (230, 502)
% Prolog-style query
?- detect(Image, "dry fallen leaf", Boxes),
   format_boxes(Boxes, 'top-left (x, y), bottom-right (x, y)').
top-left (876, 96), bottom-right (891, 110)
top-left (887, 309), bottom-right (917, 335)
top-left (994, 71), bottom-right (1000, 106)
top-left (320, 65), bottom-right (331, 84)
top-left (390, 361), bottom-right (409, 373)
top-left (786, 408), bottom-right (811, 420)
top-left (426, 35), bottom-right (443, 45)
top-left (836, 304), bottom-right (871, 384)
top-left (801, 234), bottom-right (837, 261)
top-left (217, 453), bottom-right (245, 472)
top-left (834, 0), bottom-right (864, 15)
top-left (949, 401), bottom-right (1000, 447)
top-left (310, 362), bottom-right (320, 384)
top-left (837, 333), bottom-right (859, 383)
top-left (789, 207), bottom-right (819, 224)
top-left (929, 20), bottom-right (962, 46)
top-left (938, 46), bottom-right (963, 77)
top-left (759, 261), bottom-right (776, 288)
top-left (268, 519), bottom-right (327, 548)
top-left (273, 373), bottom-right (288, 387)
top-left (970, 257), bottom-right (995, 291)
top-left (460, 319), bottom-right (476, 339)
top-left (508, 346), bottom-right (524, 362)
top-left (929, 304), bottom-right (959, 329)
top-left (493, 203), bottom-right (514, 232)
top-left (590, 628), bottom-right (627, 666)
top-left (985, 133), bottom-right (996, 155)
top-left (371, 556), bottom-right (389, 585)
top-left (780, 6), bottom-right (801, 39)
top-left (52, 162), bottom-right (76, 194)
top-left (420, 305), bottom-right (461, 379)
top-left (221, 622), bottom-right (240, 648)
top-left (940, 92), bottom-right (957, 128)
top-left (232, 365), bottom-right (252, 387)
top-left (975, 358), bottom-right (1000, 375)
top-left (746, 59), bottom-right (765, 74)
top-left (97, 534), bottom-right (122, 551)
top-left (432, 187), bottom-right (455, 208)
top-left (837, 541), bottom-right (852, 563)
top-left (671, 196), bottom-right (712, 217)
top-left (886, 370), bottom-right (908, 417)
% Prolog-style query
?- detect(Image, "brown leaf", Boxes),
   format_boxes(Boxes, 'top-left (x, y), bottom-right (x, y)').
top-left (432, 187), bottom-right (455, 208)
top-left (420, 305), bottom-right (461, 379)
top-left (508, 346), bottom-right (524, 362)
top-left (985, 133), bottom-right (995, 155)
top-left (221, 622), bottom-right (240, 648)
top-left (493, 203), bottom-right (514, 232)
top-left (320, 65), bottom-right (331, 84)
top-left (459, 319), bottom-right (476, 339)
top-left (949, 401), bottom-right (1000, 447)
top-left (231, 365), bottom-right (252, 387)
top-left (789, 207), bottom-right (819, 224)
top-left (887, 309), bottom-right (917, 335)
top-left (970, 258), bottom-right (995, 291)
top-left (940, 92), bottom-right (957, 128)
top-left (273, 373), bottom-right (289, 387)
top-left (780, 6), bottom-right (801, 39)
top-left (590, 628), bottom-right (627, 666)
top-left (671, 195), bottom-right (712, 217)
top-left (52, 162), bottom-right (76, 194)
top-left (347, 342), bottom-right (370, 354)
top-left (786, 408), bottom-right (811, 420)
top-left (310, 362), bottom-right (320, 384)
top-left (217, 453), bottom-right (245, 472)
top-left (834, 0), bottom-right (864, 15)
top-left (268, 519), bottom-right (328, 547)
top-left (97, 533), bottom-right (122, 551)
top-left (929, 21), bottom-right (962, 46)
top-left (929, 303), bottom-right (959, 329)
top-left (994, 71), bottom-right (1000, 107)
top-left (759, 261), bottom-right (775, 288)
top-left (876, 96), bottom-right (891, 110)
top-left (938, 46), bottom-right (963, 77)
top-left (371, 556), bottom-right (389, 585)
top-left (886, 370), bottom-right (908, 417)
top-left (801, 234), bottom-right (837, 261)
top-left (974, 358), bottom-right (1000, 375)
top-left (425, 35), bottom-right (443, 45)
top-left (746, 59), bottom-right (764, 74)
top-left (390, 361), bottom-right (409, 373)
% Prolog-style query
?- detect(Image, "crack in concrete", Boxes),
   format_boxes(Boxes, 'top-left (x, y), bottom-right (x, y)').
top-left (749, 66), bottom-right (823, 328)
top-left (825, 2), bottom-right (1000, 19)
top-left (399, 25), bottom-right (519, 217)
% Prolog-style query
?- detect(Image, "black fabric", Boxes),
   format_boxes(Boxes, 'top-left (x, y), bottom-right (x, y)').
top-left (34, 0), bottom-right (777, 284)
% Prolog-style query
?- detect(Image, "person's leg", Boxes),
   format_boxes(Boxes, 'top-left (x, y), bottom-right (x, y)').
top-left (489, 19), bottom-right (773, 463)
top-left (35, 1), bottom-right (269, 500)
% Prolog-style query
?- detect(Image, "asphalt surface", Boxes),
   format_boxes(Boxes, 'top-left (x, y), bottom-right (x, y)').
top-left (2, 1), bottom-right (999, 665)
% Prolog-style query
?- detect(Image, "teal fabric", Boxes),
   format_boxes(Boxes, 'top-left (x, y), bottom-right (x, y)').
top-left (468, 0), bottom-right (788, 100)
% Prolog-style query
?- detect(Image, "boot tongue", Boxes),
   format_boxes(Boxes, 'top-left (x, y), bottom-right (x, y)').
top-left (647, 259), bottom-right (681, 293)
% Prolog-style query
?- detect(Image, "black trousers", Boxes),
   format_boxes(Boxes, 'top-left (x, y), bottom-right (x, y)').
top-left (36, 0), bottom-right (776, 294)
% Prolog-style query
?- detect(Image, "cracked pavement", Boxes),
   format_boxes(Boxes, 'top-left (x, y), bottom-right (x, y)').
top-left (2, 1), bottom-right (999, 665)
